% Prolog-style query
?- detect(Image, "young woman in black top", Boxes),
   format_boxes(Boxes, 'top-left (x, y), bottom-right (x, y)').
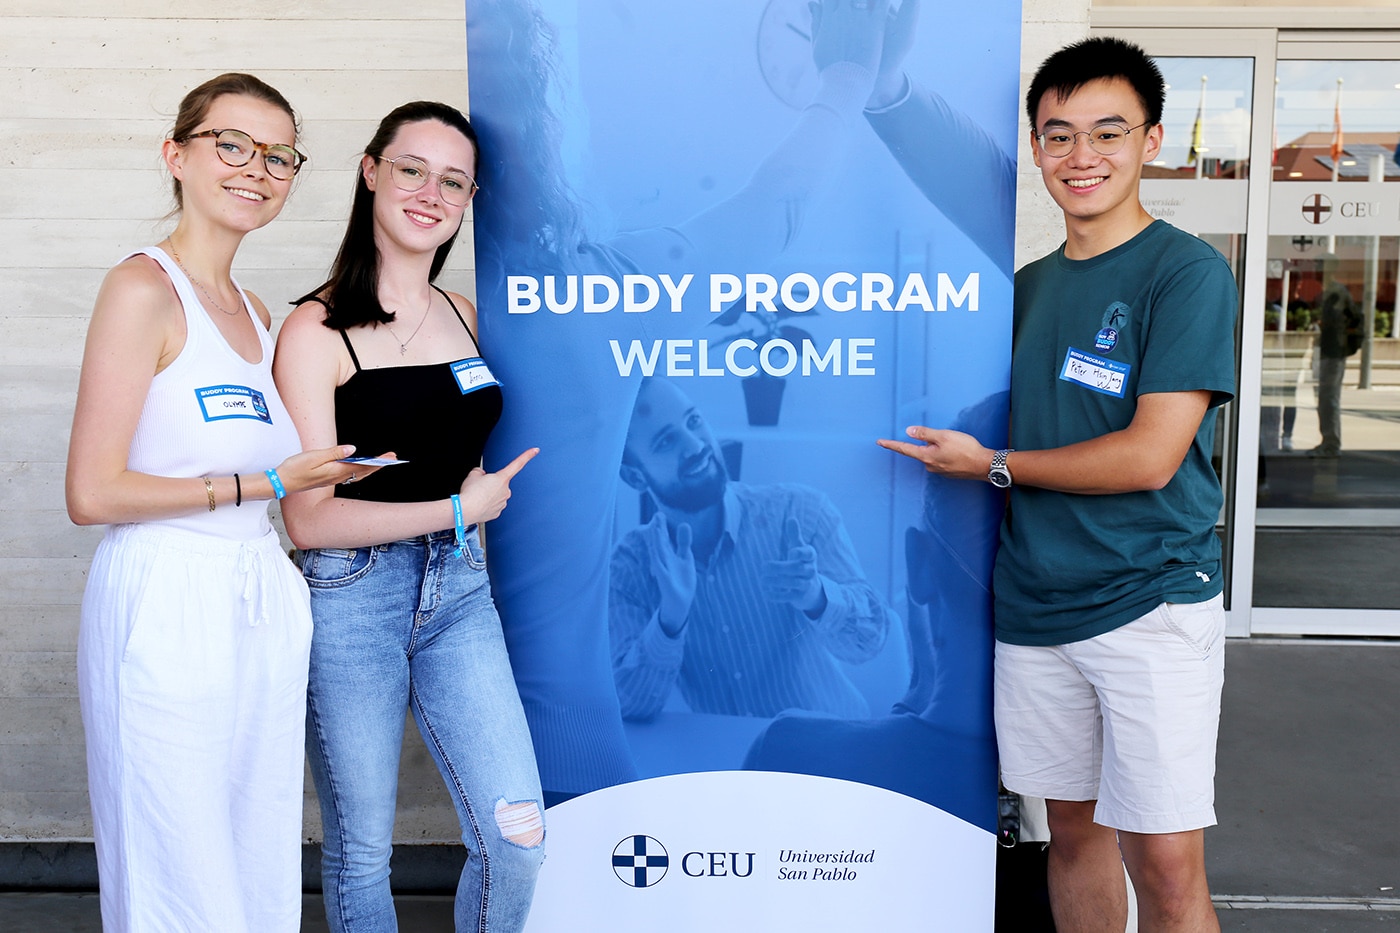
top-left (273, 101), bottom-right (543, 933)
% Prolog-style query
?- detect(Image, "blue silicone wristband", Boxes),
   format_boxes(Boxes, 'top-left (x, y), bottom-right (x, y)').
top-left (450, 494), bottom-right (467, 557)
top-left (265, 468), bottom-right (287, 500)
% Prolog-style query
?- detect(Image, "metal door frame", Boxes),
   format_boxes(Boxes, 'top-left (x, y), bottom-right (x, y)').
top-left (1090, 20), bottom-right (1400, 636)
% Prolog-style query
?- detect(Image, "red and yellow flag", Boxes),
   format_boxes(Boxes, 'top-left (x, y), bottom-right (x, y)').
top-left (1330, 85), bottom-right (1344, 165)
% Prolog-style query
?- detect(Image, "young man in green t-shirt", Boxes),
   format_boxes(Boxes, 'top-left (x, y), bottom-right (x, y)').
top-left (882, 37), bottom-right (1236, 932)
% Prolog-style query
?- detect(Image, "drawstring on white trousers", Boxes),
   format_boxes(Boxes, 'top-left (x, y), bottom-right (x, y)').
top-left (238, 543), bottom-right (270, 627)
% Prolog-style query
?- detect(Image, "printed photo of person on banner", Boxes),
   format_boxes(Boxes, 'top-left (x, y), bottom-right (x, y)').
top-left (465, 0), bottom-right (1017, 837)
top-left (610, 376), bottom-right (895, 724)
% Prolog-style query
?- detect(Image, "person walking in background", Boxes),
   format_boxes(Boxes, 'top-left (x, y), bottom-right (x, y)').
top-left (66, 74), bottom-right (371, 932)
top-left (273, 101), bottom-right (544, 933)
top-left (881, 37), bottom-right (1236, 932)
top-left (1311, 255), bottom-right (1359, 457)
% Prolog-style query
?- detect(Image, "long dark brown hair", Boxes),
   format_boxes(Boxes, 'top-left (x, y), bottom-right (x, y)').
top-left (298, 102), bottom-right (479, 330)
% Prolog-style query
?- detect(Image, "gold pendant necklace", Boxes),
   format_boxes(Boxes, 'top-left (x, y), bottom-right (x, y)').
top-left (167, 240), bottom-right (240, 317)
top-left (384, 291), bottom-right (433, 355)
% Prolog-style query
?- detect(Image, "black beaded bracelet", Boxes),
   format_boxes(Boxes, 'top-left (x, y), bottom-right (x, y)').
top-left (234, 472), bottom-right (242, 507)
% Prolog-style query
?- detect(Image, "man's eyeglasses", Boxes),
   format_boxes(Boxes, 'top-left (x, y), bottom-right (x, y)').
top-left (176, 128), bottom-right (307, 180)
top-left (1035, 121), bottom-right (1152, 158)
top-left (378, 156), bottom-right (479, 206)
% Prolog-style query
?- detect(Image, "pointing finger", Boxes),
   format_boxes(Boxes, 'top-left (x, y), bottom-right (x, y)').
top-left (496, 447), bottom-right (540, 480)
top-left (877, 438), bottom-right (928, 460)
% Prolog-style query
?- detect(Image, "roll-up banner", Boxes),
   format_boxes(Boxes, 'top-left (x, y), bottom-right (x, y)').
top-left (465, 1), bottom-right (1019, 926)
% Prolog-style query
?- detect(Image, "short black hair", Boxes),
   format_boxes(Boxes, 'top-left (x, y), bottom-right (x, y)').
top-left (1026, 36), bottom-right (1165, 130)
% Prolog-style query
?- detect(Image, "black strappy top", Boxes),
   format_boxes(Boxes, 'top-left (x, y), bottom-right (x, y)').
top-left (328, 288), bottom-right (503, 503)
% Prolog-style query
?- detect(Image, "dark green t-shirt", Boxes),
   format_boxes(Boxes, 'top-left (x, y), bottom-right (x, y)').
top-left (995, 220), bottom-right (1237, 646)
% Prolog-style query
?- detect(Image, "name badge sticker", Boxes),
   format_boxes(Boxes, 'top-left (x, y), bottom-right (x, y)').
top-left (195, 385), bottom-right (273, 423)
top-left (450, 358), bottom-right (502, 396)
top-left (1059, 347), bottom-right (1131, 399)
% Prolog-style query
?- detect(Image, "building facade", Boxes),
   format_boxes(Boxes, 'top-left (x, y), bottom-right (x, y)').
top-left (1, 0), bottom-right (1394, 874)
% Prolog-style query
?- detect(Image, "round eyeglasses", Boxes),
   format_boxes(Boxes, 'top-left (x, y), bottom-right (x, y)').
top-left (1035, 121), bottom-right (1152, 158)
top-left (177, 128), bottom-right (307, 180)
top-left (377, 156), bottom-right (479, 206)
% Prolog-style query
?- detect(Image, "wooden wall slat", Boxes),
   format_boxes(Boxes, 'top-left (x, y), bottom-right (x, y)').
top-left (1, 18), bottom-right (463, 71)
top-left (4, 69), bottom-right (469, 122)
top-left (0, 0), bottom-right (472, 843)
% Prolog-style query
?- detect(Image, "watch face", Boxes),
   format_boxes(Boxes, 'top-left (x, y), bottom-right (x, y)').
top-left (989, 471), bottom-right (1012, 489)
top-left (756, 0), bottom-right (818, 108)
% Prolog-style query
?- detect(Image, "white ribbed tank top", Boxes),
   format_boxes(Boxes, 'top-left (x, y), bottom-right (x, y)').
top-left (123, 247), bottom-right (301, 539)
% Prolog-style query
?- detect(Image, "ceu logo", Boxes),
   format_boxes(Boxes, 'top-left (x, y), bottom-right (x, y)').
top-left (612, 835), bottom-right (669, 888)
top-left (1302, 193), bottom-right (1332, 225)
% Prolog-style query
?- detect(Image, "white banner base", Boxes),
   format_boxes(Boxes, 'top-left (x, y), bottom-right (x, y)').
top-left (525, 770), bottom-right (995, 931)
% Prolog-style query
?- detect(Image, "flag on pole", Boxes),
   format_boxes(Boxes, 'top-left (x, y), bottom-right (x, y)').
top-left (1330, 83), bottom-right (1344, 166)
top-left (1187, 79), bottom-right (1205, 167)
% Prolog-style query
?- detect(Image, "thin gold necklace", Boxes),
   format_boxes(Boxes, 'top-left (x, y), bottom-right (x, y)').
top-left (167, 240), bottom-right (240, 317)
top-left (384, 291), bottom-right (433, 355)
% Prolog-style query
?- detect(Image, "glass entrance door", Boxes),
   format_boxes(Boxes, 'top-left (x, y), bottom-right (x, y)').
top-left (1097, 25), bottom-right (1400, 636)
top-left (1142, 53), bottom-right (1256, 623)
top-left (1253, 47), bottom-right (1400, 633)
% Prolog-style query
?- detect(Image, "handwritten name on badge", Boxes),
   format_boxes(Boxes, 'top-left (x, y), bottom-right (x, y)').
top-left (195, 385), bottom-right (273, 423)
top-left (450, 358), bottom-right (501, 395)
top-left (1059, 348), bottom-right (1130, 399)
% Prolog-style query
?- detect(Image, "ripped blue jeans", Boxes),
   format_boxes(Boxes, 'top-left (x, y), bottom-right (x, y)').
top-left (303, 527), bottom-right (544, 932)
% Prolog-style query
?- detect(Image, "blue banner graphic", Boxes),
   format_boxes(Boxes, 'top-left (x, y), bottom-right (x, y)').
top-left (466, 0), bottom-right (1019, 924)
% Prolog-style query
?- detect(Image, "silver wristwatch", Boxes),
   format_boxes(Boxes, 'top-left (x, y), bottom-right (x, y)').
top-left (988, 449), bottom-right (1014, 489)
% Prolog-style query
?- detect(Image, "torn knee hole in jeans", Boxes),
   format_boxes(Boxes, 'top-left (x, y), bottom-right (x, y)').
top-left (495, 798), bottom-right (544, 848)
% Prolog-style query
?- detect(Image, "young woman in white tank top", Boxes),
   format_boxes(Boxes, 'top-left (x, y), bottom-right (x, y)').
top-left (64, 74), bottom-right (383, 933)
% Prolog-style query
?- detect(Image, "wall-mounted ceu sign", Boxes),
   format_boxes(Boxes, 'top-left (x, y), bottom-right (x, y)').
top-left (1302, 193), bottom-right (1333, 225)
top-left (613, 835), bottom-right (669, 888)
